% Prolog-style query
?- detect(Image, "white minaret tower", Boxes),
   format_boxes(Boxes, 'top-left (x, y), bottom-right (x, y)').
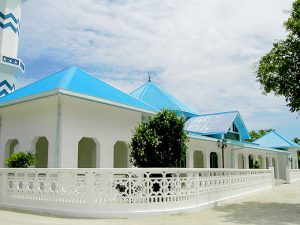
top-left (0, 0), bottom-right (26, 97)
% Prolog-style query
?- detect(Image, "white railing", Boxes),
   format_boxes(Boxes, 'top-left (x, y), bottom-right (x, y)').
top-left (290, 169), bottom-right (300, 182)
top-left (0, 168), bottom-right (273, 218)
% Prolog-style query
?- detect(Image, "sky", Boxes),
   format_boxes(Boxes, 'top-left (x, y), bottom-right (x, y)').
top-left (17, 0), bottom-right (299, 139)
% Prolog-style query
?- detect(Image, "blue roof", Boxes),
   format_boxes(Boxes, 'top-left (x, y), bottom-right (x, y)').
top-left (184, 111), bottom-right (251, 140)
top-left (0, 66), bottom-right (157, 112)
top-left (130, 80), bottom-right (199, 117)
top-left (253, 130), bottom-right (300, 149)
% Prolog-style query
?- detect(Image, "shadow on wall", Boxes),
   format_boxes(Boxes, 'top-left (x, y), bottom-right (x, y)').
top-left (215, 202), bottom-right (300, 225)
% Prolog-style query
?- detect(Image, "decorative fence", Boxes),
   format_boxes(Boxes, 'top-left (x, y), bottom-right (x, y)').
top-left (290, 169), bottom-right (300, 182)
top-left (0, 168), bottom-right (273, 218)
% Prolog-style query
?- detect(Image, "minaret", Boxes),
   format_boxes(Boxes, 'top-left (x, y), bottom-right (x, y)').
top-left (0, 0), bottom-right (26, 97)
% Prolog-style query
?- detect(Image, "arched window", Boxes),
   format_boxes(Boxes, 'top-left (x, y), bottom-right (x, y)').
top-left (33, 137), bottom-right (49, 168)
top-left (78, 137), bottom-right (98, 168)
top-left (249, 155), bottom-right (254, 169)
top-left (193, 151), bottom-right (204, 168)
top-left (210, 152), bottom-right (218, 168)
top-left (114, 141), bottom-right (129, 168)
top-left (4, 139), bottom-right (19, 159)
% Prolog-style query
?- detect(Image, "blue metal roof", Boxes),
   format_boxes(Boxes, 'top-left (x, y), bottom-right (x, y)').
top-left (130, 80), bottom-right (199, 117)
top-left (0, 66), bottom-right (157, 112)
top-left (253, 130), bottom-right (300, 149)
top-left (185, 111), bottom-right (251, 140)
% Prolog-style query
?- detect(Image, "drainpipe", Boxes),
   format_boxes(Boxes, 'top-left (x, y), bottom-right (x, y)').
top-left (55, 94), bottom-right (62, 168)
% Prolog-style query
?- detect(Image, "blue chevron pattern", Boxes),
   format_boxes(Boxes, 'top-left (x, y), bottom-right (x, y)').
top-left (0, 80), bottom-right (15, 97)
top-left (0, 12), bottom-right (19, 24)
top-left (0, 11), bottom-right (19, 34)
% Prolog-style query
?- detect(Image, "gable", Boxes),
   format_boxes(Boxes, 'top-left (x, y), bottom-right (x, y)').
top-left (185, 111), bottom-right (250, 140)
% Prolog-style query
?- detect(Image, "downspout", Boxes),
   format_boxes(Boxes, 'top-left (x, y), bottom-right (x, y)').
top-left (55, 94), bottom-right (62, 168)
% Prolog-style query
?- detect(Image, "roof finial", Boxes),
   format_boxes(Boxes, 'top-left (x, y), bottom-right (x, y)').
top-left (148, 72), bottom-right (151, 82)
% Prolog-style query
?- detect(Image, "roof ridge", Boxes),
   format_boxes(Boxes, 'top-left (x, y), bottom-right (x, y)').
top-left (252, 130), bottom-right (272, 143)
top-left (195, 110), bottom-right (239, 118)
top-left (59, 66), bottom-right (77, 88)
top-left (74, 68), bottom-right (159, 112)
top-left (150, 82), bottom-right (182, 111)
top-left (272, 130), bottom-right (298, 146)
top-left (139, 82), bottom-right (149, 99)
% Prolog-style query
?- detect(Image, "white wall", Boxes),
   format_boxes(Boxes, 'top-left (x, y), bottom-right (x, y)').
top-left (289, 149), bottom-right (299, 169)
top-left (0, 96), bottom-right (58, 167)
top-left (187, 138), bottom-right (222, 168)
top-left (58, 95), bottom-right (142, 168)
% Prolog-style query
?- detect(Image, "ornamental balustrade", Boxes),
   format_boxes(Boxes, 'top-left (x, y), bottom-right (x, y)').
top-left (0, 168), bottom-right (273, 217)
top-left (290, 169), bottom-right (300, 182)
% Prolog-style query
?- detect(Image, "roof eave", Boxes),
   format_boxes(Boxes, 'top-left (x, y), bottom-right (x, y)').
top-left (58, 89), bottom-right (157, 114)
top-left (0, 89), bottom-right (59, 108)
top-left (0, 89), bottom-right (157, 114)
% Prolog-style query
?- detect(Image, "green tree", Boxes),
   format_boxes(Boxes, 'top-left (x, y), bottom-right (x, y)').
top-left (256, 0), bottom-right (300, 113)
top-left (254, 160), bottom-right (261, 169)
top-left (5, 151), bottom-right (36, 168)
top-left (130, 109), bottom-right (189, 167)
top-left (248, 129), bottom-right (273, 142)
top-left (293, 137), bottom-right (300, 144)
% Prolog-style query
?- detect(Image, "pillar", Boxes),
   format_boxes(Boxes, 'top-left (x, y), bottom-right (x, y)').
top-left (204, 151), bottom-right (210, 168)
top-left (243, 153), bottom-right (249, 169)
top-left (0, 0), bottom-right (26, 97)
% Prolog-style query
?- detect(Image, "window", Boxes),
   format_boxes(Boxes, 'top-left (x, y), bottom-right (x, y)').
top-left (232, 123), bottom-right (238, 133)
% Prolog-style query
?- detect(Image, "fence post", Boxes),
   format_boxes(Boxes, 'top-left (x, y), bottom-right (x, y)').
top-left (86, 170), bottom-right (95, 210)
top-left (285, 166), bottom-right (291, 184)
top-left (269, 167), bottom-right (275, 188)
top-left (0, 171), bottom-right (7, 204)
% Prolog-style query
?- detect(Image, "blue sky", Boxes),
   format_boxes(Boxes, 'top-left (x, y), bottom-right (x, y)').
top-left (17, 0), bottom-right (299, 139)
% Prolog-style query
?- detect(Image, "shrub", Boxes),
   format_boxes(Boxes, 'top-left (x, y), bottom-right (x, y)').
top-left (254, 160), bottom-right (261, 169)
top-left (130, 109), bottom-right (189, 167)
top-left (5, 151), bottom-right (36, 168)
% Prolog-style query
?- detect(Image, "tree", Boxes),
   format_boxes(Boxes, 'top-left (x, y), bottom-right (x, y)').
top-left (254, 160), bottom-right (261, 169)
top-left (256, 0), bottom-right (300, 113)
top-left (5, 151), bottom-right (36, 168)
top-left (248, 129), bottom-right (273, 142)
top-left (130, 109), bottom-right (189, 167)
top-left (293, 137), bottom-right (300, 144)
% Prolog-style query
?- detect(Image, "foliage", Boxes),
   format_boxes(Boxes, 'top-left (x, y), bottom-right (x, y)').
top-left (5, 151), bottom-right (36, 168)
top-left (254, 160), bottom-right (261, 169)
top-left (247, 129), bottom-right (272, 142)
top-left (130, 109), bottom-right (189, 167)
top-left (256, 0), bottom-right (300, 113)
top-left (293, 137), bottom-right (300, 144)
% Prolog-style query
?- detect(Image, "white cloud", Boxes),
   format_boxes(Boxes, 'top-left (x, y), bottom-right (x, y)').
top-left (18, 0), bottom-right (299, 137)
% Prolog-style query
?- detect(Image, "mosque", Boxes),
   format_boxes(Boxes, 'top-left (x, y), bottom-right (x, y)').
top-left (0, 0), bottom-right (299, 183)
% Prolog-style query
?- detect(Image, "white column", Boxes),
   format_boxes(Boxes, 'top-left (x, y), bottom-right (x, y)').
top-left (233, 151), bottom-right (239, 169)
top-left (186, 149), bottom-right (194, 168)
top-left (244, 153), bottom-right (249, 169)
top-left (204, 151), bottom-right (210, 168)
top-left (262, 156), bottom-right (266, 169)
top-left (217, 152), bottom-right (222, 168)
top-left (100, 141), bottom-right (113, 168)
top-left (268, 157), bottom-right (274, 167)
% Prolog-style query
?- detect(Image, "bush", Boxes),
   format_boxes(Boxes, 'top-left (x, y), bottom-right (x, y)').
top-left (5, 151), bottom-right (36, 168)
top-left (130, 109), bottom-right (189, 167)
top-left (254, 160), bottom-right (261, 169)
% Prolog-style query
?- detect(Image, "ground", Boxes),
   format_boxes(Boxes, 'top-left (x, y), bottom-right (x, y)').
top-left (1, 181), bottom-right (300, 225)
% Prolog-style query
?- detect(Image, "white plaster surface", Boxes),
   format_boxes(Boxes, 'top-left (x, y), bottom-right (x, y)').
top-left (0, 180), bottom-right (299, 225)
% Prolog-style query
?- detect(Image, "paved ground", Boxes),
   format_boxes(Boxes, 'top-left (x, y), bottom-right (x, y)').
top-left (1, 181), bottom-right (300, 225)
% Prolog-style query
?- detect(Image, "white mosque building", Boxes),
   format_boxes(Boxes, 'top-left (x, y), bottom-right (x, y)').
top-left (0, 0), bottom-right (299, 182)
